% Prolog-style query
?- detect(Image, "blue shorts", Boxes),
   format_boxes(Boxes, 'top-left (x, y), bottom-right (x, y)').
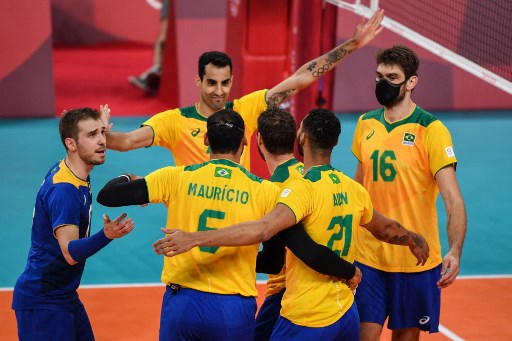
top-left (159, 285), bottom-right (257, 341)
top-left (15, 302), bottom-right (94, 341)
top-left (254, 289), bottom-right (285, 341)
top-left (354, 262), bottom-right (441, 333)
top-left (270, 302), bottom-right (359, 340)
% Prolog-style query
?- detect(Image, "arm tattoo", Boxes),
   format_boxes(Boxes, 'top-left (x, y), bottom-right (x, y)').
top-left (388, 233), bottom-right (410, 245)
top-left (412, 233), bottom-right (424, 248)
top-left (311, 47), bottom-right (352, 78)
top-left (387, 221), bottom-right (409, 245)
top-left (307, 61), bottom-right (317, 72)
top-left (267, 89), bottom-right (294, 108)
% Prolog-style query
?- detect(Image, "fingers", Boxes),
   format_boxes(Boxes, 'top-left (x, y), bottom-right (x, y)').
top-left (103, 213), bottom-right (110, 223)
top-left (112, 213), bottom-right (128, 224)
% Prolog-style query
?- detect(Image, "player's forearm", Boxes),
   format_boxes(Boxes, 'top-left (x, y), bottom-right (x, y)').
top-left (371, 219), bottom-right (423, 249)
top-left (294, 39), bottom-right (356, 89)
top-left (97, 176), bottom-right (149, 207)
top-left (446, 198), bottom-right (467, 258)
top-left (194, 221), bottom-right (272, 248)
top-left (106, 131), bottom-right (133, 151)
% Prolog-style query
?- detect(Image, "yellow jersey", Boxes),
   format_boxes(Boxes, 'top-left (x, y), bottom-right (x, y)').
top-left (145, 158), bottom-right (280, 297)
top-left (277, 164), bottom-right (373, 327)
top-left (351, 105), bottom-right (457, 272)
top-left (264, 158), bottom-right (304, 297)
top-left (143, 90), bottom-right (268, 169)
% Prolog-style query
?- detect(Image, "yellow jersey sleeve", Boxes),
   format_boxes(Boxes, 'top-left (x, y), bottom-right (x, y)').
top-left (145, 166), bottom-right (183, 206)
top-left (425, 120), bottom-right (457, 175)
top-left (143, 109), bottom-right (184, 151)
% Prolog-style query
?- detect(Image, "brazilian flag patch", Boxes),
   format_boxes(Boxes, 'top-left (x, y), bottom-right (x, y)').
top-left (214, 167), bottom-right (232, 179)
top-left (402, 132), bottom-right (416, 146)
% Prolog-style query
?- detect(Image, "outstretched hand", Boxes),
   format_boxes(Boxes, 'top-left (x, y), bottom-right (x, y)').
top-left (352, 8), bottom-right (385, 48)
top-left (103, 213), bottom-right (135, 239)
top-left (153, 228), bottom-right (195, 257)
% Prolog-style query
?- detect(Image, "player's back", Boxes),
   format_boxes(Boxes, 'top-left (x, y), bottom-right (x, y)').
top-left (145, 158), bottom-right (280, 296)
top-left (278, 164), bottom-right (373, 327)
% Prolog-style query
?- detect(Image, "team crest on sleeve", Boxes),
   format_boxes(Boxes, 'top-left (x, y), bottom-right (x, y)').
top-left (445, 146), bottom-right (455, 158)
top-left (402, 132), bottom-right (416, 146)
top-left (280, 188), bottom-right (292, 198)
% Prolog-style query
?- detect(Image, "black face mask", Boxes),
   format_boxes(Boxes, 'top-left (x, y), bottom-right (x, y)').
top-left (375, 78), bottom-right (406, 106)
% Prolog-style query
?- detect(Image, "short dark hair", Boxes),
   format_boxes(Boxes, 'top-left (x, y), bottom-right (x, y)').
top-left (257, 108), bottom-right (296, 155)
top-left (198, 51), bottom-right (232, 80)
top-left (59, 107), bottom-right (101, 149)
top-left (302, 108), bottom-right (340, 150)
top-left (206, 109), bottom-right (245, 154)
top-left (376, 45), bottom-right (419, 80)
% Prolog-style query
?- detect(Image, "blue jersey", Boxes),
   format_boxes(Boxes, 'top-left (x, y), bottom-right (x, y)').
top-left (13, 160), bottom-right (92, 311)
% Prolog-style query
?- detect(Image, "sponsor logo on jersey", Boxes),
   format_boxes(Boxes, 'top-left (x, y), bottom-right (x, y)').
top-left (366, 130), bottom-right (375, 140)
top-left (445, 146), bottom-right (455, 158)
top-left (419, 316), bottom-right (430, 325)
top-left (214, 167), bottom-right (232, 179)
top-left (191, 128), bottom-right (201, 137)
top-left (402, 132), bottom-right (416, 146)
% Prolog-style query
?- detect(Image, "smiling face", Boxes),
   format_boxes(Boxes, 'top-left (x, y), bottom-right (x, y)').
top-left (74, 118), bottom-right (107, 166)
top-left (197, 63), bottom-right (233, 112)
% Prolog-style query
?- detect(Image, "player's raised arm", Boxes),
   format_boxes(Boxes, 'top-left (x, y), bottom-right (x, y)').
top-left (99, 104), bottom-right (155, 151)
top-left (265, 8), bottom-right (384, 108)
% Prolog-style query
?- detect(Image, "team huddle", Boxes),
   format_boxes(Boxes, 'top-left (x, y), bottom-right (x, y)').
top-left (12, 8), bottom-right (467, 341)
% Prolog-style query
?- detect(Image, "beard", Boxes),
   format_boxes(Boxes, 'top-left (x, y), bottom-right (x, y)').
top-left (386, 89), bottom-right (406, 108)
top-left (78, 146), bottom-right (105, 166)
top-left (202, 93), bottom-right (226, 111)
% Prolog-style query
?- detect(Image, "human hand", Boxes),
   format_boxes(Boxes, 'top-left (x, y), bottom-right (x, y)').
top-left (103, 213), bottom-right (135, 239)
top-left (152, 228), bottom-right (196, 257)
top-left (408, 232), bottom-right (430, 266)
top-left (345, 266), bottom-right (362, 291)
top-left (437, 250), bottom-right (460, 288)
top-left (352, 8), bottom-right (384, 48)
top-left (99, 104), bottom-right (113, 132)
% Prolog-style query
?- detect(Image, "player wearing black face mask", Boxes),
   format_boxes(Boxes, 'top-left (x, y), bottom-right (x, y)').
top-left (350, 45), bottom-right (467, 341)
top-left (375, 77), bottom-right (407, 106)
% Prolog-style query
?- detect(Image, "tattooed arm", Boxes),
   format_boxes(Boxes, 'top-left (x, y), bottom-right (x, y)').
top-left (363, 209), bottom-right (430, 266)
top-left (265, 8), bottom-right (384, 108)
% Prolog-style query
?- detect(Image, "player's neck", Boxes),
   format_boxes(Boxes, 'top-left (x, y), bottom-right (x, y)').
top-left (196, 102), bottom-right (218, 118)
top-left (64, 155), bottom-right (93, 181)
top-left (303, 150), bottom-right (330, 174)
top-left (209, 153), bottom-right (241, 164)
top-left (384, 98), bottom-right (415, 123)
top-left (266, 153), bottom-right (295, 176)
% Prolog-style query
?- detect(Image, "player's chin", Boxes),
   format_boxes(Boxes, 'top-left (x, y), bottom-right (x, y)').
top-left (90, 155), bottom-right (106, 165)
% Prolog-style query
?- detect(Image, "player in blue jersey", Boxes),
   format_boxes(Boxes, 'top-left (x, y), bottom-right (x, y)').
top-left (12, 107), bottom-right (135, 341)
